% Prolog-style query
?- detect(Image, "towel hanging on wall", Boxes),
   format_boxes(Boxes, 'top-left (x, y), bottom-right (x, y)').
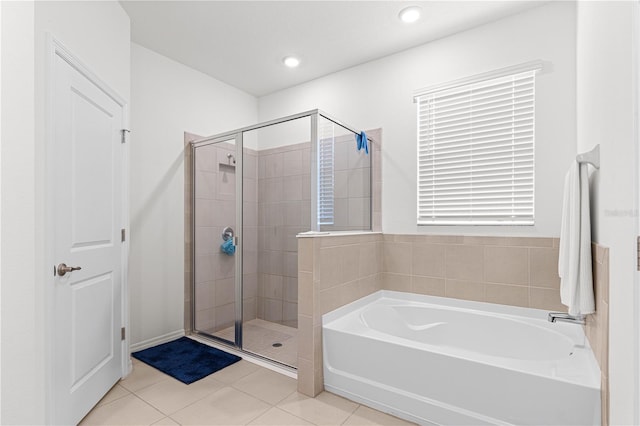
top-left (558, 161), bottom-right (595, 316)
top-left (356, 131), bottom-right (369, 154)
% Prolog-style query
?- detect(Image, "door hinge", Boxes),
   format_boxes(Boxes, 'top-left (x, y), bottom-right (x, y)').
top-left (121, 129), bottom-right (130, 144)
top-left (121, 228), bottom-right (126, 242)
top-left (121, 327), bottom-right (126, 341)
top-left (637, 236), bottom-right (640, 271)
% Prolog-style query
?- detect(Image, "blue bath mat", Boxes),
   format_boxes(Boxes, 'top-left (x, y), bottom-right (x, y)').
top-left (132, 337), bottom-right (241, 384)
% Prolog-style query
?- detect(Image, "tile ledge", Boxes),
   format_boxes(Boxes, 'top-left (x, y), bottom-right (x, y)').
top-left (297, 231), bottom-right (382, 238)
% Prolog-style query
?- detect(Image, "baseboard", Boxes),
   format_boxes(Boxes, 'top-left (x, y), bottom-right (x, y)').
top-left (130, 329), bottom-right (185, 352)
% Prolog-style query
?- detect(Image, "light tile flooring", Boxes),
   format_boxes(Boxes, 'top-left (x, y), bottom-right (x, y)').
top-left (80, 357), bottom-right (415, 426)
top-left (211, 319), bottom-right (298, 367)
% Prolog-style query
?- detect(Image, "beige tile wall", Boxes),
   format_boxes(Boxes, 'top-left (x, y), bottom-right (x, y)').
top-left (257, 142), bottom-right (310, 327)
top-left (319, 128), bottom-right (381, 233)
top-left (586, 243), bottom-right (610, 426)
top-left (294, 128), bottom-right (382, 390)
top-left (322, 135), bottom-right (370, 232)
top-left (297, 233), bottom-right (384, 396)
top-left (382, 234), bottom-right (566, 311)
top-left (242, 147), bottom-right (260, 323)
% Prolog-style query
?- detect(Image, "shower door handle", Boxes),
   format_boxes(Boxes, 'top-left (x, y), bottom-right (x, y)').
top-left (222, 227), bottom-right (234, 241)
top-left (57, 263), bottom-right (82, 277)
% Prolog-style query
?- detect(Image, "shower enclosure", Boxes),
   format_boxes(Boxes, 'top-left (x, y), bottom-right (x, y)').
top-left (189, 110), bottom-right (373, 368)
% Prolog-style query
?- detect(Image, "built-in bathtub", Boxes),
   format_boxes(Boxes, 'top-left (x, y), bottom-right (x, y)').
top-left (322, 290), bottom-right (601, 425)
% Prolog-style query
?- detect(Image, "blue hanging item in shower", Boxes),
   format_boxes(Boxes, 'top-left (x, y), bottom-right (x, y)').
top-left (356, 131), bottom-right (369, 155)
top-left (220, 238), bottom-right (235, 256)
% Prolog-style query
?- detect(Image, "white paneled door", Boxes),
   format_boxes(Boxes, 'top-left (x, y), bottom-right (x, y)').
top-left (51, 49), bottom-right (125, 425)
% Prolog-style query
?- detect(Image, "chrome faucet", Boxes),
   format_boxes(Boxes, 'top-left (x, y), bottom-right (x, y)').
top-left (548, 312), bottom-right (586, 325)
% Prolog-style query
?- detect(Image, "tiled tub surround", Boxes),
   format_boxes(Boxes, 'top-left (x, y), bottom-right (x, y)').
top-left (381, 234), bottom-right (566, 311)
top-left (298, 233), bottom-right (609, 402)
top-left (587, 243), bottom-right (610, 426)
top-left (297, 233), bottom-right (384, 396)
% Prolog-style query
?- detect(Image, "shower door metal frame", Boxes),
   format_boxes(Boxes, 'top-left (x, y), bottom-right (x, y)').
top-left (190, 132), bottom-right (243, 349)
top-left (189, 109), bottom-right (373, 367)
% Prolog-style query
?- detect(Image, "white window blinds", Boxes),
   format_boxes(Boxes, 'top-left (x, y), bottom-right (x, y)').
top-left (317, 123), bottom-right (335, 226)
top-left (416, 69), bottom-right (537, 225)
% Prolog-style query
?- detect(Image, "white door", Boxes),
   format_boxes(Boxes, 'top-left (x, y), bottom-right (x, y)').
top-left (52, 51), bottom-right (124, 425)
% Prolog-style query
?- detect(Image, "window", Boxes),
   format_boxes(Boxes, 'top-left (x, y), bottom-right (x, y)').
top-left (317, 122), bottom-right (335, 226)
top-left (415, 64), bottom-right (539, 225)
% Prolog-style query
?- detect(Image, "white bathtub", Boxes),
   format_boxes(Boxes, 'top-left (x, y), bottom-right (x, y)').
top-left (322, 290), bottom-right (601, 425)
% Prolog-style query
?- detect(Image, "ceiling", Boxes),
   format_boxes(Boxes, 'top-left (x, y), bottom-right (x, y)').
top-left (121, 1), bottom-right (543, 97)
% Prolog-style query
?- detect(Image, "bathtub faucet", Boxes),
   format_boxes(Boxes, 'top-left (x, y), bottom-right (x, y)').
top-left (548, 312), bottom-right (586, 325)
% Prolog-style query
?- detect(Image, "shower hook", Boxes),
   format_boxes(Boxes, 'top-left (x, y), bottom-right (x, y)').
top-left (222, 226), bottom-right (234, 242)
top-left (227, 153), bottom-right (236, 165)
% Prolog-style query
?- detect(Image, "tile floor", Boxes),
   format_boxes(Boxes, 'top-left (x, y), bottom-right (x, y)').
top-left (211, 319), bottom-right (298, 367)
top-left (80, 357), bottom-right (415, 425)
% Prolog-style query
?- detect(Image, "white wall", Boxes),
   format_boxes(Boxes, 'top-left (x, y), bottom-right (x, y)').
top-left (259, 2), bottom-right (576, 237)
top-left (250, 116), bottom-right (311, 151)
top-left (1, 2), bottom-right (38, 424)
top-left (129, 43), bottom-right (257, 347)
top-left (35, 1), bottom-right (131, 101)
top-left (0, 4), bottom-right (3, 419)
top-left (576, 2), bottom-right (638, 424)
top-left (1, 1), bottom-right (130, 424)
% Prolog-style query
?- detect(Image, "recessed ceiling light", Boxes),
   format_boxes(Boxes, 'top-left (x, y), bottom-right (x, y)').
top-left (283, 56), bottom-right (300, 68)
top-left (399, 6), bottom-right (421, 24)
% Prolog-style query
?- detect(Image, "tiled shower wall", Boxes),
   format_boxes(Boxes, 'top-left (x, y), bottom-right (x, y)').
top-left (242, 147), bottom-right (260, 323)
top-left (257, 142), bottom-right (311, 327)
top-left (187, 129), bottom-right (381, 333)
top-left (255, 130), bottom-right (380, 326)
top-left (321, 133), bottom-right (371, 232)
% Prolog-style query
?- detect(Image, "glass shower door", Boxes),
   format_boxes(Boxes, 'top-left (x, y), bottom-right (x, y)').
top-left (191, 110), bottom-right (373, 370)
top-left (193, 135), bottom-right (240, 344)
top-left (239, 117), bottom-right (310, 367)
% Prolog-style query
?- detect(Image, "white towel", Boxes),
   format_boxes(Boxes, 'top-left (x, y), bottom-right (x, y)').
top-left (558, 162), bottom-right (595, 316)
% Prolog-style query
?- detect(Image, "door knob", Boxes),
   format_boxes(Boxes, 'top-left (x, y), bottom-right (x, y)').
top-left (57, 263), bottom-right (82, 276)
